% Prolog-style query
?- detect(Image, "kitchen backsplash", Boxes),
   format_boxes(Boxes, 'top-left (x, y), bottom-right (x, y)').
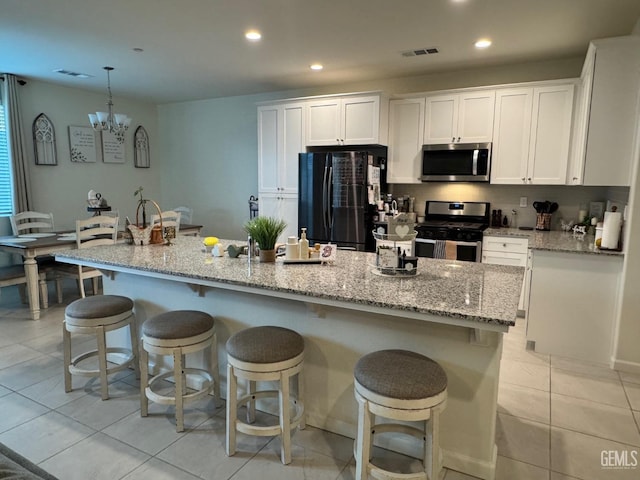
top-left (389, 184), bottom-right (629, 230)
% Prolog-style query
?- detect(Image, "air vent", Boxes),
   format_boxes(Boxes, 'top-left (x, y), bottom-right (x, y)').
top-left (401, 47), bottom-right (439, 57)
top-left (53, 69), bottom-right (92, 79)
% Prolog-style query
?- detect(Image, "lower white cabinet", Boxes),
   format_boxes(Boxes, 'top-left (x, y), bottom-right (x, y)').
top-left (258, 194), bottom-right (298, 243)
top-left (482, 236), bottom-right (530, 312)
top-left (526, 250), bottom-right (623, 364)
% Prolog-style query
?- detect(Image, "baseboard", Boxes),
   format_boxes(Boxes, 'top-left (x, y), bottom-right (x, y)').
top-left (611, 357), bottom-right (640, 375)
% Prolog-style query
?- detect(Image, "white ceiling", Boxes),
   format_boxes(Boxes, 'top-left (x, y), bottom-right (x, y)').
top-left (2, 0), bottom-right (640, 104)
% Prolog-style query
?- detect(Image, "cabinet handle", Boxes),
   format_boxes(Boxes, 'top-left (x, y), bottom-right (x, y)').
top-left (452, 137), bottom-right (455, 143)
top-left (503, 243), bottom-right (507, 247)
top-left (528, 177), bottom-right (532, 182)
top-left (521, 177), bottom-right (526, 182)
top-left (457, 137), bottom-right (461, 142)
top-left (573, 177), bottom-right (578, 181)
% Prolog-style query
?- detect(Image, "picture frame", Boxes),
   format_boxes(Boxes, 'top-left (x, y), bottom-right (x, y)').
top-left (102, 130), bottom-right (125, 163)
top-left (68, 125), bottom-right (97, 163)
top-left (33, 113), bottom-right (57, 165)
top-left (134, 125), bottom-right (150, 168)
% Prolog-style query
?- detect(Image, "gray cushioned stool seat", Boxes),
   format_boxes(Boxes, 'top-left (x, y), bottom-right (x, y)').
top-left (65, 295), bottom-right (133, 325)
top-left (355, 349), bottom-right (447, 400)
top-left (226, 326), bottom-right (304, 364)
top-left (142, 310), bottom-right (214, 339)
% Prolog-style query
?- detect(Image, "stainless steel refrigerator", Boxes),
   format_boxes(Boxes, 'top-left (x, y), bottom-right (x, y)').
top-left (298, 150), bottom-right (385, 252)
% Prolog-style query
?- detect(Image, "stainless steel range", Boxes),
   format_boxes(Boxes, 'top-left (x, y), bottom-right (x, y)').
top-left (415, 201), bottom-right (490, 262)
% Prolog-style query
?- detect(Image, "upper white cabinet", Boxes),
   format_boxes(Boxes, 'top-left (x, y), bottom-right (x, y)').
top-left (569, 36), bottom-right (640, 186)
top-left (307, 94), bottom-right (388, 146)
top-left (387, 98), bottom-right (424, 184)
top-left (424, 91), bottom-right (495, 144)
top-left (258, 102), bottom-right (305, 194)
top-left (491, 83), bottom-right (574, 185)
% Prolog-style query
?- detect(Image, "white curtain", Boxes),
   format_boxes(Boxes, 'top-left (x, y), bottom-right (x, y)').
top-left (1, 74), bottom-right (32, 212)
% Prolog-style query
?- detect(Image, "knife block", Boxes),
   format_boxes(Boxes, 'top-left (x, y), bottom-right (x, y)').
top-left (536, 213), bottom-right (552, 231)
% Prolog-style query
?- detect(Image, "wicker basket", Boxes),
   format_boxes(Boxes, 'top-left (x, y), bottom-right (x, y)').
top-left (127, 199), bottom-right (163, 245)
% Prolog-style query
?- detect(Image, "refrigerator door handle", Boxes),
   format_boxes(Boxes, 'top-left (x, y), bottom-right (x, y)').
top-left (322, 163), bottom-right (330, 236)
top-left (327, 165), bottom-right (333, 233)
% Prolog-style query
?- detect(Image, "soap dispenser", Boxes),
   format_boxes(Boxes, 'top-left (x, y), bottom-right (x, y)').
top-left (299, 228), bottom-right (309, 259)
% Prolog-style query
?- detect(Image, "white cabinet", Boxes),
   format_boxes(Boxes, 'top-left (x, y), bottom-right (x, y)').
top-left (527, 250), bottom-right (623, 363)
top-left (307, 94), bottom-right (388, 146)
top-left (482, 235), bottom-right (530, 312)
top-left (424, 91), bottom-right (495, 144)
top-left (569, 36), bottom-right (640, 186)
top-left (257, 102), bottom-right (305, 241)
top-left (491, 84), bottom-right (574, 185)
top-left (387, 98), bottom-right (425, 184)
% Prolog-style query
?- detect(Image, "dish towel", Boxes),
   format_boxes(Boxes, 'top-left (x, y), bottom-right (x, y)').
top-left (433, 240), bottom-right (446, 259)
top-left (445, 240), bottom-right (458, 260)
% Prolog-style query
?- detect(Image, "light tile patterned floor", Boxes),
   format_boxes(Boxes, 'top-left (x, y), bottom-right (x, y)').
top-left (0, 288), bottom-right (638, 479)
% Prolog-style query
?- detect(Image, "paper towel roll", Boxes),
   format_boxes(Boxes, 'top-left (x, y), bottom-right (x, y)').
top-left (601, 211), bottom-right (622, 249)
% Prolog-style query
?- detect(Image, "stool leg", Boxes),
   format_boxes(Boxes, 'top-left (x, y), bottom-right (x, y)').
top-left (279, 370), bottom-right (292, 465)
top-left (62, 322), bottom-right (72, 393)
top-left (174, 348), bottom-right (185, 432)
top-left (425, 405), bottom-right (444, 480)
top-left (96, 325), bottom-right (109, 400)
top-left (297, 368), bottom-right (306, 430)
top-left (91, 277), bottom-right (99, 295)
top-left (355, 396), bottom-right (372, 480)
top-left (140, 339), bottom-right (149, 417)
top-left (129, 318), bottom-right (140, 379)
top-left (226, 363), bottom-right (237, 456)
top-left (210, 333), bottom-right (221, 403)
top-left (246, 380), bottom-right (256, 424)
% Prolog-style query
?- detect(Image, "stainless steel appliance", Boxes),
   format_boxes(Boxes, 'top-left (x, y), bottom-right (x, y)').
top-left (298, 150), bottom-right (386, 251)
top-left (415, 201), bottom-right (490, 262)
top-left (421, 143), bottom-right (491, 182)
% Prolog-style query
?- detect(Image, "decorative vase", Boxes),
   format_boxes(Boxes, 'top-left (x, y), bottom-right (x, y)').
top-left (258, 249), bottom-right (276, 262)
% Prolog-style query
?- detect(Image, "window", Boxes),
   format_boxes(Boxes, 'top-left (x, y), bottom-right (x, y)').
top-left (0, 103), bottom-right (13, 216)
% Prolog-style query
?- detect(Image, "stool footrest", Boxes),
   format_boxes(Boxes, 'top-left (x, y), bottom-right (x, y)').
top-left (69, 347), bottom-right (134, 377)
top-left (371, 423), bottom-right (424, 439)
top-left (234, 390), bottom-right (304, 437)
top-left (146, 369), bottom-right (213, 406)
top-left (369, 466), bottom-right (427, 480)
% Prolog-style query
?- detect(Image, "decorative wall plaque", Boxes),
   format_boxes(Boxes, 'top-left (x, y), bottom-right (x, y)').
top-left (33, 113), bottom-right (57, 165)
top-left (68, 126), bottom-right (97, 163)
top-left (134, 125), bottom-right (150, 168)
top-left (102, 130), bottom-right (125, 163)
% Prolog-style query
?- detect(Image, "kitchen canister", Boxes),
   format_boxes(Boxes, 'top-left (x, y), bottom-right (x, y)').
top-left (285, 236), bottom-right (299, 260)
top-left (601, 211), bottom-right (622, 250)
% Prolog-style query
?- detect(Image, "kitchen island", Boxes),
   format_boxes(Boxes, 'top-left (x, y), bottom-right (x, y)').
top-left (55, 237), bottom-right (523, 480)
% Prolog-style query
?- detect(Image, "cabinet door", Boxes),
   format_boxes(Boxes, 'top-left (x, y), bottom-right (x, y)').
top-left (457, 90), bottom-right (495, 142)
top-left (257, 106), bottom-right (279, 193)
top-left (258, 194), bottom-right (299, 243)
top-left (528, 84), bottom-right (574, 185)
top-left (490, 88), bottom-right (532, 184)
top-left (342, 96), bottom-right (379, 145)
top-left (307, 99), bottom-right (341, 146)
top-left (387, 98), bottom-right (424, 184)
top-left (281, 103), bottom-right (305, 194)
top-left (424, 94), bottom-right (458, 144)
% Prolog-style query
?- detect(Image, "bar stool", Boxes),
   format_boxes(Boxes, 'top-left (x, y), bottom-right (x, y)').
top-left (63, 295), bottom-right (139, 401)
top-left (225, 326), bottom-right (305, 465)
top-left (354, 349), bottom-right (448, 480)
top-left (139, 310), bottom-right (219, 432)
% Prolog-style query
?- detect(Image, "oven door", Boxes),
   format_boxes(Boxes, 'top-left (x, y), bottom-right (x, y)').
top-left (415, 238), bottom-right (482, 262)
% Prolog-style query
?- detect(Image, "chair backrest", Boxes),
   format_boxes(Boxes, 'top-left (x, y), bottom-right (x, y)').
top-left (172, 206), bottom-right (192, 224)
top-left (10, 211), bottom-right (55, 235)
top-left (151, 211), bottom-right (181, 232)
top-left (76, 216), bottom-right (118, 249)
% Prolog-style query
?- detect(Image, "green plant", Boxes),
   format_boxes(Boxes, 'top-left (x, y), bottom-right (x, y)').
top-left (243, 216), bottom-right (287, 251)
top-left (133, 186), bottom-right (148, 227)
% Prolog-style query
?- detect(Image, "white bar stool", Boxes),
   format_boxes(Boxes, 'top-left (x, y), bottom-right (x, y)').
top-left (225, 325), bottom-right (305, 465)
top-left (139, 310), bottom-right (220, 432)
top-left (354, 349), bottom-right (448, 480)
top-left (63, 295), bottom-right (139, 401)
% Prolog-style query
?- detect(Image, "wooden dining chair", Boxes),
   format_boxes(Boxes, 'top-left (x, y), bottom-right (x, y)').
top-left (172, 206), bottom-right (192, 224)
top-left (55, 216), bottom-right (119, 299)
top-left (0, 264), bottom-right (48, 308)
top-left (10, 211), bottom-right (55, 235)
top-left (151, 210), bottom-right (181, 233)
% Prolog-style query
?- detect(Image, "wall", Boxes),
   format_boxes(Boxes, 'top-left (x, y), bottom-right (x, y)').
top-left (156, 56), bottom-right (584, 238)
top-left (3, 79), bottom-right (160, 236)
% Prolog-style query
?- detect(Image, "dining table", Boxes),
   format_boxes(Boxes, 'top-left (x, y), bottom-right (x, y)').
top-left (0, 232), bottom-right (78, 320)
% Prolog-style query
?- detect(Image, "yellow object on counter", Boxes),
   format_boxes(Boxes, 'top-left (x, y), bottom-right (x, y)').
top-left (203, 236), bottom-right (219, 246)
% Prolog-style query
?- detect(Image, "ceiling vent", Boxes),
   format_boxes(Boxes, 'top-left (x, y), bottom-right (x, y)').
top-left (53, 69), bottom-right (92, 79)
top-left (401, 47), bottom-right (439, 57)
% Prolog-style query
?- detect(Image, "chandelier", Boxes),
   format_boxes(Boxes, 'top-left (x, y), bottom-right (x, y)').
top-left (88, 66), bottom-right (131, 134)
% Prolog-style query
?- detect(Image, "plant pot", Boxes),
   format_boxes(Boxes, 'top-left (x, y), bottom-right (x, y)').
top-left (258, 249), bottom-right (276, 263)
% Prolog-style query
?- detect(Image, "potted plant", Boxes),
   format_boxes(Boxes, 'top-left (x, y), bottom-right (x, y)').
top-left (243, 216), bottom-right (287, 262)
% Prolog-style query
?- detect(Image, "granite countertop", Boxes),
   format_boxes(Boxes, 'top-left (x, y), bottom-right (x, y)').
top-left (484, 228), bottom-right (624, 256)
top-left (55, 237), bottom-right (523, 327)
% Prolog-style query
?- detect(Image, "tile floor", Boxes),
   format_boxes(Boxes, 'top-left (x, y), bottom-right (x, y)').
top-left (0, 289), bottom-right (638, 479)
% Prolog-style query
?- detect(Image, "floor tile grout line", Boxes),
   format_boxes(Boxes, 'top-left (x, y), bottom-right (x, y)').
top-left (549, 390), bottom-right (635, 410)
top-left (548, 424), bottom-right (640, 450)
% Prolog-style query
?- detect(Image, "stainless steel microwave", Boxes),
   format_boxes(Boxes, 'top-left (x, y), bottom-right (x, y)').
top-left (421, 143), bottom-right (491, 182)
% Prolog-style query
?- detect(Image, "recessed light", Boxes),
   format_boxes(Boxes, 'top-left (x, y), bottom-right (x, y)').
top-left (474, 38), bottom-right (492, 49)
top-left (245, 30), bottom-right (262, 41)
top-left (310, 64), bottom-right (323, 71)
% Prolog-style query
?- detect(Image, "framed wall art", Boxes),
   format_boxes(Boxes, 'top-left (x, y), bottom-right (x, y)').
top-left (68, 125), bottom-right (97, 163)
top-left (134, 125), bottom-right (150, 168)
top-left (33, 113), bottom-right (57, 165)
top-left (102, 130), bottom-right (125, 163)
